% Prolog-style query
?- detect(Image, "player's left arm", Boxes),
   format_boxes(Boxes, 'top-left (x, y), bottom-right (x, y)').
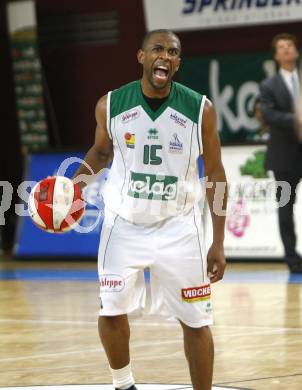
top-left (201, 98), bottom-right (227, 283)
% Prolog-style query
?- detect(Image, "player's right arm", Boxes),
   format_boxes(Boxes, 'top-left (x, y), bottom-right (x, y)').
top-left (72, 95), bottom-right (113, 188)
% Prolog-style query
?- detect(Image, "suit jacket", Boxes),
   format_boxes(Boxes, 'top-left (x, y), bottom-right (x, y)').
top-left (259, 73), bottom-right (301, 172)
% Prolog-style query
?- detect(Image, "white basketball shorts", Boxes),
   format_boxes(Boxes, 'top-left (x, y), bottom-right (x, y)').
top-left (97, 208), bottom-right (213, 328)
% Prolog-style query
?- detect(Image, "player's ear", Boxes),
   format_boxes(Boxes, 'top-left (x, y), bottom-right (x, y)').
top-left (175, 57), bottom-right (181, 72)
top-left (137, 49), bottom-right (144, 65)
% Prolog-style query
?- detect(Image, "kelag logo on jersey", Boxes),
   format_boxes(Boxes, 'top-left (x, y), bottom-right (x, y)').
top-left (128, 171), bottom-right (178, 200)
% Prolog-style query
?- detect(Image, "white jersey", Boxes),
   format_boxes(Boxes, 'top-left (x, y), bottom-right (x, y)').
top-left (102, 80), bottom-right (206, 224)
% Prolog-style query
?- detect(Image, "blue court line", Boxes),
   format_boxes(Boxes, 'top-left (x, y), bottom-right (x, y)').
top-left (0, 269), bottom-right (151, 282)
top-left (0, 269), bottom-right (98, 281)
top-left (0, 269), bottom-right (301, 284)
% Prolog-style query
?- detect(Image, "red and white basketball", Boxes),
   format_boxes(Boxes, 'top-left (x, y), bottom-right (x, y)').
top-left (28, 176), bottom-right (85, 233)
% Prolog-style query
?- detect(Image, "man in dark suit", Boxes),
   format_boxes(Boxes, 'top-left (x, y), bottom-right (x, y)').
top-left (260, 33), bottom-right (302, 273)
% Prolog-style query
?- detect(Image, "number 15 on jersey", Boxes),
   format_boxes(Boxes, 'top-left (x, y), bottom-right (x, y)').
top-left (143, 145), bottom-right (163, 165)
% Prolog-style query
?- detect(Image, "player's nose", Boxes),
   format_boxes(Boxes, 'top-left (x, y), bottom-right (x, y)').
top-left (159, 49), bottom-right (169, 60)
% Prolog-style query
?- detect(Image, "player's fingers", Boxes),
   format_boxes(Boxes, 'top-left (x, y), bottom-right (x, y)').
top-left (209, 273), bottom-right (219, 283)
top-left (207, 258), bottom-right (216, 280)
top-left (217, 262), bottom-right (226, 280)
top-left (210, 261), bottom-right (225, 283)
top-left (207, 255), bottom-right (214, 274)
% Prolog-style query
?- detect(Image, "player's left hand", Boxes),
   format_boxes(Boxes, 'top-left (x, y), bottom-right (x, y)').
top-left (207, 242), bottom-right (226, 283)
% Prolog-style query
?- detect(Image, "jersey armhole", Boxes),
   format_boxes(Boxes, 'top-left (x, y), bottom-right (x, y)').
top-left (106, 91), bottom-right (113, 139)
top-left (197, 95), bottom-right (206, 155)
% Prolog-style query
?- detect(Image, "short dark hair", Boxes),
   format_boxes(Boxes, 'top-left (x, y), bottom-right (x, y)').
top-left (142, 29), bottom-right (181, 52)
top-left (271, 33), bottom-right (299, 55)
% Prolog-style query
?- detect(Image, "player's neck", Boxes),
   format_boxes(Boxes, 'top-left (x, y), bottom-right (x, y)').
top-left (140, 78), bottom-right (171, 98)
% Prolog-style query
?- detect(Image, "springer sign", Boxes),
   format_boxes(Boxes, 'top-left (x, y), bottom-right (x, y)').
top-left (143, 0), bottom-right (302, 31)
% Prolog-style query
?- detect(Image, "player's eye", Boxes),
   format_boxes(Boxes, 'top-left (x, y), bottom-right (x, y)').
top-left (169, 48), bottom-right (179, 56)
top-left (153, 46), bottom-right (163, 52)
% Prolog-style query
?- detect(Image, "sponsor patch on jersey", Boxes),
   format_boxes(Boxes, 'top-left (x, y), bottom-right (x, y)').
top-left (121, 109), bottom-right (140, 123)
top-left (99, 274), bottom-right (125, 292)
top-left (169, 133), bottom-right (183, 153)
top-left (181, 284), bottom-right (211, 303)
top-left (128, 171), bottom-right (178, 201)
top-left (170, 112), bottom-right (187, 128)
top-left (147, 128), bottom-right (159, 140)
top-left (124, 132), bottom-right (135, 148)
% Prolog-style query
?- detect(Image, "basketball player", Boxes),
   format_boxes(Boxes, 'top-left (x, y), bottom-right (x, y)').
top-left (73, 29), bottom-right (227, 390)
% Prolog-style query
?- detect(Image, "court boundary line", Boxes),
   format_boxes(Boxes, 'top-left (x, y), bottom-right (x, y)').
top-left (216, 371), bottom-right (302, 385)
top-left (0, 384), bottom-right (253, 390)
top-left (0, 318), bottom-right (301, 333)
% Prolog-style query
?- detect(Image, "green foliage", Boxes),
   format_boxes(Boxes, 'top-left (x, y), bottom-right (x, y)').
top-left (240, 150), bottom-right (268, 178)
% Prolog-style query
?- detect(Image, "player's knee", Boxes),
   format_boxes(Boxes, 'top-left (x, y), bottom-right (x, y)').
top-left (181, 322), bottom-right (212, 338)
top-left (98, 314), bottom-right (129, 332)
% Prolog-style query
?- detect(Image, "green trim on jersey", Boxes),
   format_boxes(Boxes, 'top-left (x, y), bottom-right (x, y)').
top-left (110, 80), bottom-right (204, 123)
top-left (110, 81), bottom-right (140, 119)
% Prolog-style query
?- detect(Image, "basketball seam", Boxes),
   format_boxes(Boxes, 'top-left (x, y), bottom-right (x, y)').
top-left (29, 182), bottom-right (47, 229)
top-left (59, 180), bottom-right (75, 231)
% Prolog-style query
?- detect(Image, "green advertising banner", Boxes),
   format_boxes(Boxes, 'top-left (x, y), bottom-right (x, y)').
top-left (179, 51), bottom-right (277, 144)
top-left (7, 0), bottom-right (49, 153)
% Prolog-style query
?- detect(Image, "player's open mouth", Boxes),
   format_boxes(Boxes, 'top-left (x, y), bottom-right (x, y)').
top-left (153, 65), bottom-right (169, 82)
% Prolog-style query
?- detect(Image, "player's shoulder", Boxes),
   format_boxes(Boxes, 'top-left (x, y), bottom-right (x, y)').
top-left (110, 80), bottom-right (140, 118)
top-left (111, 80), bottom-right (139, 97)
top-left (171, 82), bottom-right (205, 123)
top-left (95, 94), bottom-right (108, 122)
top-left (173, 81), bottom-right (203, 100)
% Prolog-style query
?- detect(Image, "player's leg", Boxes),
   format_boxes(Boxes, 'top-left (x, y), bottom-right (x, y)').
top-left (97, 211), bottom-right (150, 390)
top-left (98, 315), bottom-right (136, 390)
top-left (98, 315), bottom-right (130, 369)
top-left (180, 321), bottom-right (214, 390)
top-left (150, 208), bottom-right (214, 389)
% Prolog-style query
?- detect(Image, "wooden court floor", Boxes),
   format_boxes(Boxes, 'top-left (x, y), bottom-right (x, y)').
top-left (0, 260), bottom-right (301, 390)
